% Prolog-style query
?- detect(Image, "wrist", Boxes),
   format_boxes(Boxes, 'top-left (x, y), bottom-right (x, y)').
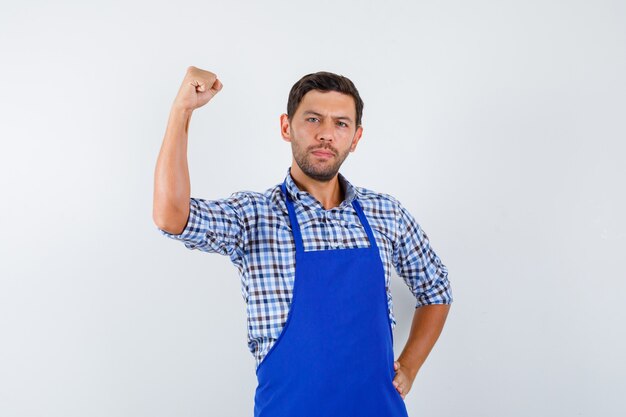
top-left (397, 356), bottom-right (420, 378)
top-left (171, 103), bottom-right (193, 118)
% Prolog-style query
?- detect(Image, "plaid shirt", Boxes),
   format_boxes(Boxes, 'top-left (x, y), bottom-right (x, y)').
top-left (158, 167), bottom-right (452, 370)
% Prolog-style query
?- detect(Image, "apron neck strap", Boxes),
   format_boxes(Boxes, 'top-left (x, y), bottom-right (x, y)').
top-left (281, 180), bottom-right (305, 253)
top-left (352, 199), bottom-right (378, 249)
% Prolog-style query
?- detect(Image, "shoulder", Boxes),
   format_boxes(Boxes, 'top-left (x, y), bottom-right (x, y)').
top-left (192, 190), bottom-right (269, 224)
top-left (224, 184), bottom-right (286, 216)
top-left (226, 189), bottom-right (267, 203)
top-left (354, 185), bottom-right (403, 214)
top-left (205, 190), bottom-right (266, 211)
top-left (263, 183), bottom-right (289, 214)
top-left (354, 185), bottom-right (421, 235)
top-left (195, 183), bottom-right (284, 213)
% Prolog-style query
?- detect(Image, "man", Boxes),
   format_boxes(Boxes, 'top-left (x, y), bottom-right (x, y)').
top-left (153, 66), bottom-right (452, 416)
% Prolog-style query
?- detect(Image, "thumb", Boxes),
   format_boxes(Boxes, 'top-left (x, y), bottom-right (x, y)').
top-left (394, 361), bottom-right (399, 370)
top-left (210, 78), bottom-right (223, 94)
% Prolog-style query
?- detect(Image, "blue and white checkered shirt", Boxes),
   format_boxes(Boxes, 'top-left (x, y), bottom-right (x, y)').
top-left (158, 167), bottom-right (452, 370)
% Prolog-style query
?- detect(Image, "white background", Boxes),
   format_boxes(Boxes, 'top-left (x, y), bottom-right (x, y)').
top-left (1, 0), bottom-right (624, 416)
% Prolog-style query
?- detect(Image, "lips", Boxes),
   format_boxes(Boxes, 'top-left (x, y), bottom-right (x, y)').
top-left (311, 149), bottom-right (334, 157)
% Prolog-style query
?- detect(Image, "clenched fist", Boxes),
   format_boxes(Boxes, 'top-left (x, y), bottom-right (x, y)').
top-left (172, 66), bottom-right (223, 112)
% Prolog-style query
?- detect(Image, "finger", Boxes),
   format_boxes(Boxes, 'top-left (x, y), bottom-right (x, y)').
top-left (190, 79), bottom-right (206, 92)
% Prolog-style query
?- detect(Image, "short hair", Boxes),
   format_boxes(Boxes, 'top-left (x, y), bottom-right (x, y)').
top-left (287, 71), bottom-right (364, 127)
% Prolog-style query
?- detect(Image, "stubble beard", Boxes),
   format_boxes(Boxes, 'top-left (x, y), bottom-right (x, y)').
top-left (292, 138), bottom-right (351, 182)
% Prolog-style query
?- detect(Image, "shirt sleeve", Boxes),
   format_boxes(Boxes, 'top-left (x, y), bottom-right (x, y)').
top-left (391, 199), bottom-right (453, 308)
top-left (156, 192), bottom-right (253, 259)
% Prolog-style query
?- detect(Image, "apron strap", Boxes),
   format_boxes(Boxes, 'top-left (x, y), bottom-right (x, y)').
top-left (281, 180), bottom-right (305, 253)
top-left (351, 199), bottom-right (378, 251)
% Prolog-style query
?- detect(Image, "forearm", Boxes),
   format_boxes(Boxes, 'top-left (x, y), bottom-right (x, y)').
top-left (153, 106), bottom-right (193, 233)
top-left (397, 303), bottom-right (451, 378)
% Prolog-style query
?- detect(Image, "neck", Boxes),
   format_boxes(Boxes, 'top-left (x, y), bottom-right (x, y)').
top-left (290, 162), bottom-right (344, 210)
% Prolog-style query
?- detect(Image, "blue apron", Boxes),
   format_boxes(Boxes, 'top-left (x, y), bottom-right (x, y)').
top-left (253, 179), bottom-right (409, 417)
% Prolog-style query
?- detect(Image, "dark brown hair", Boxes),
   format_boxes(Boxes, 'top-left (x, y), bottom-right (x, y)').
top-left (287, 71), bottom-right (364, 127)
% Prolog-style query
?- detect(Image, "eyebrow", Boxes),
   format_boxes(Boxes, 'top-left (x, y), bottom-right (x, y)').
top-left (302, 110), bottom-right (353, 123)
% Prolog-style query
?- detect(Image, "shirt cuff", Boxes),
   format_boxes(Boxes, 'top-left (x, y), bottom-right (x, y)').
top-left (415, 273), bottom-right (453, 308)
top-left (157, 199), bottom-right (201, 244)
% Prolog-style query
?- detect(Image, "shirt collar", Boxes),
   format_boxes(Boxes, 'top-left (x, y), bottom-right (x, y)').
top-left (283, 167), bottom-right (357, 209)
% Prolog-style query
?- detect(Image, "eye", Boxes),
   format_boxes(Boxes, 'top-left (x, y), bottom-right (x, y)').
top-left (337, 121), bottom-right (348, 128)
top-left (306, 117), bottom-right (319, 123)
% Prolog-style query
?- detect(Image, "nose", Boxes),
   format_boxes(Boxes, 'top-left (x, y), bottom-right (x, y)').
top-left (316, 118), bottom-right (335, 142)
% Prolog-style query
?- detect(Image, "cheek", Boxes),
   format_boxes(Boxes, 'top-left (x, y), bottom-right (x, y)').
top-left (291, 124), bottom-right (311, 137)
top-left (303, 124), bottom-right (318, 135)
top-left (337, 130), bottom-right (355, 143)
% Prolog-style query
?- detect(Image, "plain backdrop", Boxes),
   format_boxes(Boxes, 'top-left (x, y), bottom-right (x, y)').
top-left (1, 0), bottom-right (625, 416)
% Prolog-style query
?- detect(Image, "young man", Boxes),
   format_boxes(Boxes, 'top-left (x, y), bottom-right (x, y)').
top-left (153, 66), bottom-right (452, 416)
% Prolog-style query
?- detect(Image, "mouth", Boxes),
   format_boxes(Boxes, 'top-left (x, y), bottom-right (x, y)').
top-left (311, 149), bottom-right (335, 158)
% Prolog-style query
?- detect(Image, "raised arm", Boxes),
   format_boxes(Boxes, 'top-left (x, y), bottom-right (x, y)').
top-left (152, 66), bottom-right (223, 234)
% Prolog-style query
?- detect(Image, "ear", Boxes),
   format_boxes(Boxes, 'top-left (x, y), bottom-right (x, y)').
top-left (280, 113), bottom-right (291, 142)
top-left (349, 125), bottom-right (364, 152)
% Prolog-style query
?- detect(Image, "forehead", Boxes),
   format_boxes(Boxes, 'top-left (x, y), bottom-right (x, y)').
top-left (296, 90), bottom-right (356, 119)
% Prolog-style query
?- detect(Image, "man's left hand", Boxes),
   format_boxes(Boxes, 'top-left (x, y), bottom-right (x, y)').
top-left (392, 360), bottom-right (416, 400)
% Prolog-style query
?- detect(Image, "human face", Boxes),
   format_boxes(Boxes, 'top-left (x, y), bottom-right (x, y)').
top-left (280, 90), bottom-right (363, 182)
